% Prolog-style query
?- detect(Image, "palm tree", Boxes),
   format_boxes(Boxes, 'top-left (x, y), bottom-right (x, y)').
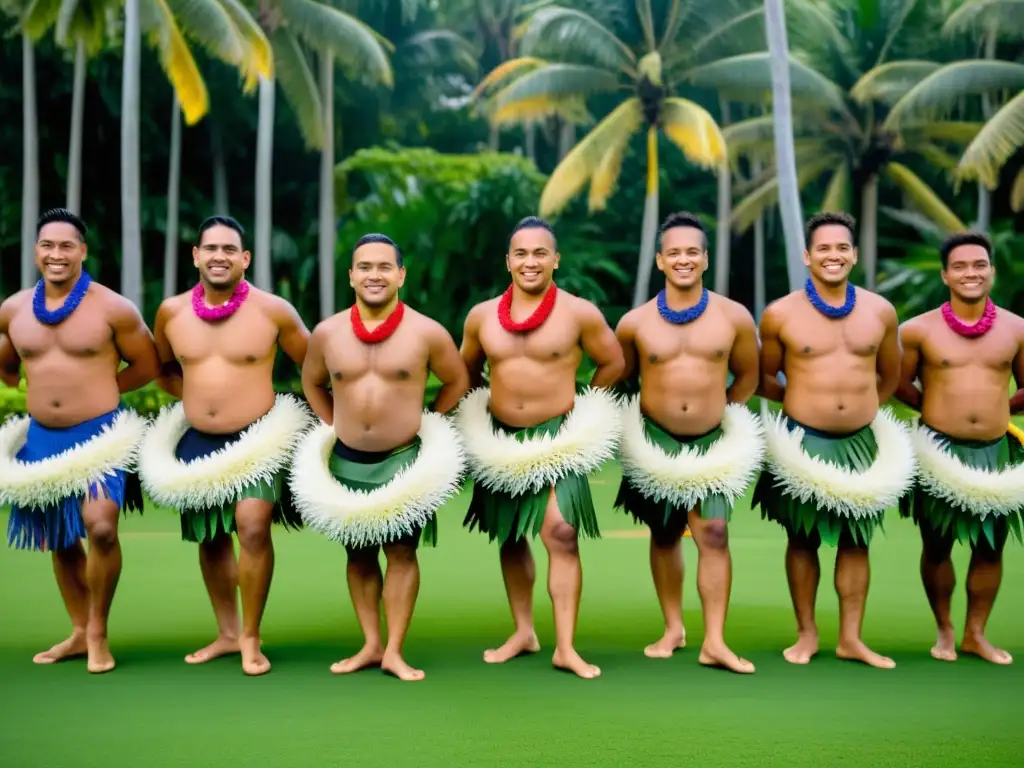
top-left (687, 0), bottom-right (974, 289)
top-left (474, 1), bottom-right (762, 308)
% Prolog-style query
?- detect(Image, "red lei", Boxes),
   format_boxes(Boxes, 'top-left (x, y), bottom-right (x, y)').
top-left (351, 301), bottom-right (405, 343)
top-left (941, 297), bottom-right (996, 338)
top-left (498, 283), bottom-right (557, 333)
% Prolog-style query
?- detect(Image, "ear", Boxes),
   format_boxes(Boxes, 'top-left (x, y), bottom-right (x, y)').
top-left (655, 250), bottom-right (665, 273)
top-left (242, 250), bottom-right (252, 270)
top-left (553, 250), bottom-right (560, 270)
top-left (939, 268), bottom-right (949, 287)
top-left (397, 266), bottom-right (407, 288)
top-left (802, 249), bottom-right (811, 267)
top-left (505, 253), bottom-right (511, 272)
top-left (193, 246), bottom-right (200, 267)
top-left (850, 246), bottom-right (858, 265)
top-left (348, 267), bottom-right (355, 288)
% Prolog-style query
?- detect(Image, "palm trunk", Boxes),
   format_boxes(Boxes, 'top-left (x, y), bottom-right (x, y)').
top-left (163, 98), bottom-right (182, 299)
top-left (254, 76), bottom-right (275, 291)
top-left (557, 120), bottom-right (574, 160)
top-left (488, 124), bottom-right (499, 151)
top-left (763, 0), bottom-right (806, 290)
top-left (66, 38), bottom-right (86, 215)
top-left (860, 174), bottom-right (879, 290)
top-left (976, 31), bottom-right (996, 233)
top-left (21, 32), bottom-right (39, 290)
top-left (524, 123), bottom-right (536, 163)
top-left (121, 0), bottom-right (143, 308)
top-left (753, 160), bottom-right (766, 320)
top-left (211, 120), bottom-right (229, 214)
top-left (632, 126), bottom-right (660, 308)
top-left (714, 97), bottom-right (731, 296)
top-left (318, 52), bottom-right (335, 320)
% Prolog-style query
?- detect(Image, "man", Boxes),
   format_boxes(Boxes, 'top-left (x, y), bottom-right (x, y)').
top-left (139, 215), bottom-right (312, 676)
top-left (895, 231), bottom-right (1024, 665)
top-left (0, 208), bottom-right (157, 673)
top-left (613, 212), bottom-right (762, 673)
top-left (752, 211), bottom-right (915, 669)
top-left (290, 234), bottom-right (470, 682)
top-left (456, 216), bottom-right (625, 680)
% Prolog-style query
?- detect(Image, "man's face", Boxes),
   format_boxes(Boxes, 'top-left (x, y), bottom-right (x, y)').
top-left (350, 242), bottom-right (405, 308)
top-left (804, 224), bottom-right (857, 285)
top-left (35, 222), bottom-right (87, 285)
top-left (506, 227), bottom-right (558, 294)
top-left (193, 225), bottom-right (250, 288)
top-left (941, 243), bottom-right (993, 303)
top-left (656, 226), bottom-right (707, 290)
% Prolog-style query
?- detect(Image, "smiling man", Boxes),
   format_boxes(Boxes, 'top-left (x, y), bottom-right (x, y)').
top-left (457, 216), bottom-right (625, 680)
top-left (0, 207), bottom-right (157, 674)
top-left (139, 215), bottom-right (312, 676)
top-left (613, 212), bottom-right (763, 673)
top-left (752, 211), bottom-right (915, 669)
top-left (895, 231), bottom-right (1024, 666)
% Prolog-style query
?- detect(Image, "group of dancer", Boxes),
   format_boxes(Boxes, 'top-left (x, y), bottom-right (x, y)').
top-left (1, 207), bottom-right (1022, 681)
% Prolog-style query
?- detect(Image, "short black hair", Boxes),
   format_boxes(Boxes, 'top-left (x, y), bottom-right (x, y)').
top-left (37, 208), bottom-right (87, 241)
top-left (197, 215), bottom-right (245, 248)
top-left (805, 211), bottom-right (856, 248)
top-left (658, 211), bottom-right (707, 251)
top-left (508, 216), bottom-right (556, 250)
top-left (939, 231), bottom-right (992, 269)
top-left (353, 233), bottom-right (403, 268)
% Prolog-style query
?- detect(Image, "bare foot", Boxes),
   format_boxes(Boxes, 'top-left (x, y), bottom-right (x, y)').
top-left (381, 650), bottom-right (425, 682)
top-left (240, 635), bottom-right (271, 676)
top-left (33, 633), bottom-right (87, 665)
top-left (185, 635), bottom-right (240, 665)
top-left (698, 643), bottom-right (755, 674)
top-left (961, 634), bottom-right (1013, 665)
top-left (552, 647), bottom-right (601, 679)
top-left (836, 639), bottom-right (895, 669)
top-left (930, 627), bottom-right (957, 662)
top-left (782, 633), bottom-right (819, 665)
top-left (483, 631), bottom-right (540, 664)
top-left (330, 643), bottom-right (384, 674)
top-left (643, 627), bottom-right (686, 659)
top-left (87, 634), bottom-right (116, 674)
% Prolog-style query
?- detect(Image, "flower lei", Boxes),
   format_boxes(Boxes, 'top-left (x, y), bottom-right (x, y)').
top-left (805, 277), bottom-right (855, 319)
top-left (657, 287), bottom-right (709, 325)
top-left (941, 297), bottom-right (996, 338)
top-left (33, 270), bottom-right (92, 325)
top-left (497, 282), bottom-right (558, 333)
top-left (192, 279), bottom-right (250, 322)
top-left (351, 301), bottom-right (405, 343)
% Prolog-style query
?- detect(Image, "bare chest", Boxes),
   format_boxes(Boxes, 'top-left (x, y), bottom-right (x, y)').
top-left (480, 312), bottom-right (579, 364)
top-left (10, 305), bottom-right (112, 359)
top-left (922, 325), bottom-right (1017, 372)
top-left (636, 316), bottom-right (734, 366)
top-left (168, 307), bottom-right (279, 365)
top-left (783, 309), bottom-right (882, 361)
top-left (325, 327), bottom-right (428, 383)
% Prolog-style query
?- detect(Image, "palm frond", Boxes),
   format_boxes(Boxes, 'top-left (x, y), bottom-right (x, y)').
top-left (404, 29), bottom-right (478, 76)
top-left (659, 97), bottom-right (726, 170)
top-left (473, 56), bottom-right (546, 99)
top-left (140, 0), bottom-right (209, 125)
top-left (539, 97), bottom-right (643, 216)
top-left (884, 60), bottom-right (1024, 133)
top-left (943, 0), bottom-right (1024, 41)
top-left (956, 89), bottom-right (1024, 187)
top-left (875, 0), bottom-right (922, 67)
top-left (164, 0), bottom-right (246, 69)
top-left (688, 7), bottom-right (764, 58)
top-left (635, 0), bottom-right (656, 51)
top-left (23, 0), bottom-right (61, 40)
top-left (902, 120), bottom-right (984, 144)
top-left (821, 161), bottom-right (850, 212)
top-left (277, 0), bottom-right (392, 87)
top-left (911, 142), bottom-right (962, 170)
top-left (730, 153), bottom-right (839, 233)
top-left (518, 5), bottom-right (635, 72)
top-left (271, 26), bottom-right (322, 150)
top-left (850, 60), bottom-right (941, 105)
top-left (218, 0), bottom-right (274, 88)
top-left (490, 63), bottom-right (621, 126)
top-left (883, 161), bottom-right (967, 234)
top-left (587, 131), bottom-right (629, 210)
top-left (1011, 167), bottom-right (1024, 212)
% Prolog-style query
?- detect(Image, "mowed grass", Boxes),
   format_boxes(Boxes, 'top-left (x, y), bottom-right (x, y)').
top-left (2, 464), bottom-right (1023, 768)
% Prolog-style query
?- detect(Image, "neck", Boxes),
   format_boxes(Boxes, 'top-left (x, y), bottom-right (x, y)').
top-left (512, 281), bottom-right (551, 303)
top-left (663, 282), bottom-right (704, 308)
top-left (809, 274), bottom-right (848, 302)
top-left (357, 295), bottom-right (399, 321)
top-left (201, 278), bottom-right (240, 306)
top-left (948, 294), bottom-right (988, 322)
top-left (44, 269), bottom-right (82, 299)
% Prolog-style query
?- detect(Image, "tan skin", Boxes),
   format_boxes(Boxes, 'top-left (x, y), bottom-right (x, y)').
top-left (896, 242), bottom-right (1024, 666)
top-left (615, 223), bottom-right (759, 673)
top-left (302, 241), bottom-right (470, 682)
top-left (0, 220), bottom-right (159, 674)
top-left (152, 223), bottom-right (310, 676)
top-left (757, 222), bottom-right (901, 670)
top-left (460, 226), bottom-right (625, 680)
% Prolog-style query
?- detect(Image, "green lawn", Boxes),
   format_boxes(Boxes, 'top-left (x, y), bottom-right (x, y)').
top-left (2, 465), bottom-right (1023, 767)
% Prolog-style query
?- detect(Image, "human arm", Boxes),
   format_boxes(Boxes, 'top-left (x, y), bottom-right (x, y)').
top-left (152, 300), bottom-right (184, 399)
top-left (1011, 322), bottom-right (1024, 415)
top-left (726, 305), bottom-right (760, 405)
top-left (427, 323), bottom-right (471, 414)
top-left (579, 300), bottom-right (625, 389)
top-left (876, 302), bottom-right (901, 405)
top-left (301, 325), bottom-right (334, 424)
top-left (613, 311), bottom-right (640, 395)
top-left (459, 305), bottom-right (487, 389)
top-left (894, 321), bottom-right (924, 411)
top-left (0, 334), bottom-right (20, 387)
top-left (756, 303), bottom-right (786, 402)
top-left (273, 298), bottom-right (311, 368)
top-left (111, 296), bottom-right (160, 393)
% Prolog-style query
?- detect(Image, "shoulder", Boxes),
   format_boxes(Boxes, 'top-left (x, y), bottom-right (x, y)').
top-left (711, 291), bottom-right (755, 328)
top-left (615, 302), bottom-right (650, 335)
top-left (155, 291), bottom-right (190, 323)
top-left (90, 283), bottom-right (146, 325)
top-left (253, 288), bottom-right (302, 326)
top-left (855, 287), bottom-right (896, 320)
top-left (0, 289), bottom-right (31, 315)
top-left (463, 299), bottom-right (497, 330)
top-left (311, 311), bottom-right (347, 340)
top-left (760, 293), bottom-right (796, 332)
top-left (405, 306), bottom-right (452, 342)
top-left (898, 309), bottom-right (937, 342)
top-left (562, 292), bottom-right (606, 325)
top-left (998, 307), bottom-right (1024, 339)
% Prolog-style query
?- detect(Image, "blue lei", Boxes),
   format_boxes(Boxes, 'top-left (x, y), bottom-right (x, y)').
top-left (33, 271), bottom-right (92, 325)
top-left (657, 287), bottom-right (709, 325)
top-left (804, 277), bottom-right (855, 319)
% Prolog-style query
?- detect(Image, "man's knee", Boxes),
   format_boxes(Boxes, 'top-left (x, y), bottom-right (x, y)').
top-left (234, 500), bottom-right (274, 551)
top-left (83, 503), bottom-right (119, 552)
top-left (383, 542), bottom-right (418, 566)
top-left (696, 519), bottom-right (728, 551)
top-left (542, 520), bottom-right (578, 554)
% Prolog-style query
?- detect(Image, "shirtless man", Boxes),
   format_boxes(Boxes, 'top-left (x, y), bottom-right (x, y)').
top-left (895, 231), bottom-right (1024, 665)
top-left (0, 207), bottom-right (157, 673)
top-left (139, 215), bottom-right (312, 676)
top-left (752, 211), bottom-right (915, 669)
top-left (456, 216), bottom-right (625, 680)
top-left (291, 234), bottom-right (469, 681)
top-left (613, 212), bottom-right (762, 673)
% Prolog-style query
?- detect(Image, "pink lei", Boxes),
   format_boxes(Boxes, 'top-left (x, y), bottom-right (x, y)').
top-left (940, 297), bottom-right (996, 338)
top-left (192, 280), bottom-right (250, 322)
